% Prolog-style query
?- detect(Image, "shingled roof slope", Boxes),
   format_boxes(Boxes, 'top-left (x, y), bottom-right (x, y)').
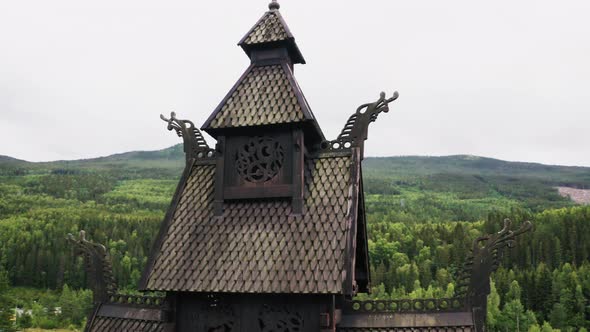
top-left (239, 10), bottom-right (292, 46)
top-left (87, 316), bottom-right (165, 332)
top-left (142, 154), bottom-right (359, 294)
top-left (202, 63), bottom-right (315, 130)
top-left (85, 304), bottom-right (169, 332)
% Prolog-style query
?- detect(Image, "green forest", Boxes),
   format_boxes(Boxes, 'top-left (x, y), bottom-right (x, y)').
top-left (1, 146), bottom-right (589, 331)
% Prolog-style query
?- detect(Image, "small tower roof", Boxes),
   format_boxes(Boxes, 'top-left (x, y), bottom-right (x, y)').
top-left (238, 1), bottom-right (305, 64)
top-left (202, 63), bottom-right (319, 135)
top-left (202, 0), bottom-right (323, 143)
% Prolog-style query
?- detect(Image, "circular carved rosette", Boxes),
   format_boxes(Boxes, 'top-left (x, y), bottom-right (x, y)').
top-left (235, 136), bottom-right (285, 183)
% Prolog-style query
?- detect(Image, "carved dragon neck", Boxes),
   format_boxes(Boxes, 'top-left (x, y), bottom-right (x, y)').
top-left (321, 91), bottom-right (399, 158)
top-left (67, 231), bottom-right (118, 303)
top-left (160, 112), bottom-right (215, 162)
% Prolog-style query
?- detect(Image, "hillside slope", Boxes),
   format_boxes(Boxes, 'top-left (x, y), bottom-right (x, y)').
top-left (3, 147), bottom-right (589, 181)
top-left (363, 155), bottom-right (590, 186)
top-left (360, 155), bottom-right (589, 214)
top-left (1, 147), bottom-right (589, 215)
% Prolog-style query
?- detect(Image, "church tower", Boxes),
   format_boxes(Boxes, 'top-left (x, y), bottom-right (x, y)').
top-left (201, 0), bottom-right (324, 215)
top-left (138, 2), bottom-right (389, 330)
top-left (70, 2), bottom-right (530, 332)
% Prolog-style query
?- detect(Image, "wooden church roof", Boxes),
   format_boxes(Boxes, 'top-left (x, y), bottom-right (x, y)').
top-left (201, 1), bottom-right (321, 142)
top-left (139, 0), bottom-right (375, 296)
top-left (140, 154), bottom-right (362, 294)
top-left (86, 312), bottom-right (167, 332)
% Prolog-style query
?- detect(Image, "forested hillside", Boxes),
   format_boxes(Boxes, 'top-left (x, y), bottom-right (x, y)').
top-left (0, 146), bottom-right (589, 331)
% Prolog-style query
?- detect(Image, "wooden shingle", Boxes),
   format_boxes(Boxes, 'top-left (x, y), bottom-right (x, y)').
top-left (241, 10), bottom-right (291, 46)
top-left (88, 316), bottom-right (165, 332)
top-left (204, 64), bottom-right (313, 130)
top-left (143, 155), bottom-right (359, 294)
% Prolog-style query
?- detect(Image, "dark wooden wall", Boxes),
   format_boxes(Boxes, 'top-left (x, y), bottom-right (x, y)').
top-left (175, 293), bottom-right (330, 332)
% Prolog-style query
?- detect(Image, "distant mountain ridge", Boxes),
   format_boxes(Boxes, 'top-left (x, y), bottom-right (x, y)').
top-left (2, 145), bottom-right (588, 169)
top-left (1, 144), bottom-right (589, 211)
top-left (0, 155), bottom-right (27, 163)
top-left (84, 144), bottom-right (185, 162)
top-left (1, 145), bottom-right (589, 189)
top-left (363, 155), bottom-right (590, 185)
top-left (0, 144), bottom-right (184, 165)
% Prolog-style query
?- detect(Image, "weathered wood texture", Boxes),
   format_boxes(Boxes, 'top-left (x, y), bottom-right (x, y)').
top-left (176, 293), bottom-right (327, 332)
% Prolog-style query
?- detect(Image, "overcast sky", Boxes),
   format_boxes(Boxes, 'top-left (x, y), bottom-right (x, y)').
top-left (0, 0), bottom-right (589, 166)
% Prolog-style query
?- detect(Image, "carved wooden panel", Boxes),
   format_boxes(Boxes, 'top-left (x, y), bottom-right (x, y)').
top-left (235, 136), bottom-right (285, 183)
top-left (177, 295), bottom-right (239, 332)
top-left (258, 304), bottom-right (304, 331)
top-left (175, 294), bottom-right (323, 332)
top-left (222, 130), bottom-right (295, 200)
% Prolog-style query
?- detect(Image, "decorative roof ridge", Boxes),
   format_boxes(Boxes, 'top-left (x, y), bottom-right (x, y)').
top-left (281, 62), bottom-right (325, 141)
top-left (319, 92), bottom-right (399, 158)
top-left (343, 148), bottom-right (364, 296)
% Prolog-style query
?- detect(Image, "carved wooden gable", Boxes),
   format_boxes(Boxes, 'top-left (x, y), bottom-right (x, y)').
top-left (204, 61), bottom-right (313, 208)
top-left (139, 1), bottom-right (385, 298)
top-left (199, 9), bottom-right (322, 214)
top-left (141, 0), bottom-right (399, 299)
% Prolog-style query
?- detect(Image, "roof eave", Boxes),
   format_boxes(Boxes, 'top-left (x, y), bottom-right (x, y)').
top-left (239, 39), bottom-right (306, 65)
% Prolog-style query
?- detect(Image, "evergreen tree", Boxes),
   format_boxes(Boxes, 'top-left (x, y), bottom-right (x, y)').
top-left (507, 280), bottom-right (523, 302)
top-left (0, 266), bottom-right (16, 332)
top-left (571, 285), bottom-right (586, 329)
top-left (499, 299), bottom-right (537, 332)
top-left (529, 324), bottom-right (541, 332)
top-left (534, 263), bottom-right (554, 320)
top-left (549, 303), bottom-right (568, 330)
top-left (58, 284), bottom-right (92, 326)
top-left (540, 321), bottom-right (555, 332)
top-left (487, 279), bottom-right (502, 330)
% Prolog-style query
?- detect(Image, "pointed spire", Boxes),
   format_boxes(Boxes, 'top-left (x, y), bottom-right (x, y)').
top-left (268, 0), bottom-right (280, 10)
top-left (202, 0), bottom-right (323, 144)
top-left (238, 0), bottom-right (305, 64)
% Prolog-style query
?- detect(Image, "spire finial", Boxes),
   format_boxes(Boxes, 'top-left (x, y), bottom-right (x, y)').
top-left (269, 0), bottom-right (280, 10)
